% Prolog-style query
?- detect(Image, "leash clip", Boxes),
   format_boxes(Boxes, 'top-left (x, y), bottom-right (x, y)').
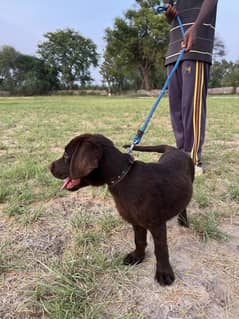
top-left (128, 129), bottom-right (144, 155)
top-left (128, 143), bottom-right (135, 155)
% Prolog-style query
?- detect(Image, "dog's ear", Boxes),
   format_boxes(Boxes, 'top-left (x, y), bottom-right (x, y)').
top-left (70, 141), bottom-right (103, 178)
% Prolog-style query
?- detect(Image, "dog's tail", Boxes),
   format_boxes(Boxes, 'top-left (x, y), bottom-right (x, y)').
top-left (124, 144), bottom-right (176, 153)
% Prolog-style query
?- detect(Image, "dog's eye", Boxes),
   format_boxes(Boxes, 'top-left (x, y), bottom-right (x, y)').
top-left (63, 152), bottom-right (70, 163)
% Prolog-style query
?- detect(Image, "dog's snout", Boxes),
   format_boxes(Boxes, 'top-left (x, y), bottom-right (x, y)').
top-left (49, 160), bottom-right (69, 180)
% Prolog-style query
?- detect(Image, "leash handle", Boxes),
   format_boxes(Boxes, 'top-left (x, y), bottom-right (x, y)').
top-left (129, 5), bottom-right (185, 151)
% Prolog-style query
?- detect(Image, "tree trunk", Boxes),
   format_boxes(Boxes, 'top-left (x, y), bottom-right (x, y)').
top-left (142, 67), bottom-right (150, 91)
top-left (68, 80), bottom-right (75, 90)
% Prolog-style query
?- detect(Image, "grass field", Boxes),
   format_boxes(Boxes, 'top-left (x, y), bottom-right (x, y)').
top-left (0, 95), bottom-right (239, 318)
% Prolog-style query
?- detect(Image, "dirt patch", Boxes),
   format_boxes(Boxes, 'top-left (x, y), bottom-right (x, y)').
top-left (0, 189), bottom-right (114, 318)
top-left (0, 190), bottom-right (239, 318)
top-left (100, 216), bottom-right (239, 319)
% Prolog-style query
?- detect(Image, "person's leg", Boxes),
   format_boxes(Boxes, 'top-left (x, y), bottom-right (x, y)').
top-left (167, 63), bottom-right (184, 150)
top-left (181, 61), bottom-right (210, 167)
top-left (196, 62), bottom-right (210, 166)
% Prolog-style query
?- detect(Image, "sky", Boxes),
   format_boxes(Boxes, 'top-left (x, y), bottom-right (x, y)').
top-left (0, 0), bottom-right (238, 84)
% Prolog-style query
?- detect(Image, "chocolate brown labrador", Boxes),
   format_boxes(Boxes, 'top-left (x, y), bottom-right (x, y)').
top-left (50, 133), bottom-right (194, 286)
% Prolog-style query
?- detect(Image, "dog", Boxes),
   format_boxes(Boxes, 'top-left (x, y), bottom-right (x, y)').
top-left (49, 133), bottom-right (194, 286)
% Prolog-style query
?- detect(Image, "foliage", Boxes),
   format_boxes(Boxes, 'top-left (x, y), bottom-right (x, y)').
top-left (101, 0), bottom-right (170, 91)
top-left (213, 36), bottom-right (227, 62)
top-left (223, 61), bottom-right (239, 88)
top-left (0, 12), bottom-right (238, 94)
top-left (38, 28), bottom-right (98, 89)
top-left (209, 59), bottom-right (239, 89)
top-left (0, 46), bottom-right (58, 95)
top-left (0, 46), bottom-right (20, 91)
top-left (209, 36), bottom-right (239, 89)
top-left (15, 54), bottom-right (59, 95)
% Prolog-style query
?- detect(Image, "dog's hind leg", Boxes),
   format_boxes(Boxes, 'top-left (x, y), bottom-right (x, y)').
top-left (178, 209), bottom-right (189, 227)
top-left (123, 225), bottom-right (147, 265)
top-left (150, 223), bottom-right (175, 286)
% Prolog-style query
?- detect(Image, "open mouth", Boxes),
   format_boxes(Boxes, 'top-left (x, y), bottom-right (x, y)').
top-left (61, 177), bottom-right (81, 190)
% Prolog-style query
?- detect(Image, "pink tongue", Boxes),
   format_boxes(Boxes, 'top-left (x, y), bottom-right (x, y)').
top-left (61, 177), bottom-right (81, 190)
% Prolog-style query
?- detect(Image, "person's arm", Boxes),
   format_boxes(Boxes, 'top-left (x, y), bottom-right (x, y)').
top-left (182, 0), bottom-right (218, 51)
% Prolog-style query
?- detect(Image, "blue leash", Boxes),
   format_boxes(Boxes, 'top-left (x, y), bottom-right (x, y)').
top-left (129, 6), bottom-right (185, 153)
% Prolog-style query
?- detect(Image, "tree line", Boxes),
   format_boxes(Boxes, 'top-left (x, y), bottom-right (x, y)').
top-left (0, 0), bottom-right (238, 95)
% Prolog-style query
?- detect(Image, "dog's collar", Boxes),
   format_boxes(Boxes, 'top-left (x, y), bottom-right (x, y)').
top-left (108, 156), bottom-right (134, 188)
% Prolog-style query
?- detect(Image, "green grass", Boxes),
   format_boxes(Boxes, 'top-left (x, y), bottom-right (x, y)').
top-left (0, 95), bottom-right (172, 218)
top-left (32, 258), bottom-right (100, 319)
top-left (99, 213), bottom-right (123, 234)
top-left (228, 184), bottom-right (239, 203)
top-left (190, 211), bottom-right (229, 241)
top-left (0, 95), bottom-right (239, 317)
top-left (1, 95), bottom-right (238, 221)
top-left (29, 209), bottom-right (132, 319)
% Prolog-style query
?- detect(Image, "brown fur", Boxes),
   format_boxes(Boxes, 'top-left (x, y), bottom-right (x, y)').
top-left (50, 133), bottom-right (194, 285)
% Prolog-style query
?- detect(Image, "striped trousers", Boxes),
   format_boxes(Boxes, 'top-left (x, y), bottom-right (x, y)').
top-left (167, 61), bottom-right (210, 166)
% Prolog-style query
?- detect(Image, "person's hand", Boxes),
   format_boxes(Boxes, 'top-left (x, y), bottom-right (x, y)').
top-left (181, 25), bottom-right (197, 52)
top-left (165, 4), bottom-right (177, 20)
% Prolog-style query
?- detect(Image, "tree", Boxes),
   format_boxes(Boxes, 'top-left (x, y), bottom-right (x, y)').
top-left (209, 59), bottom-right (239, 89)
top-left (0, 46), bottom-right (59, 95)
top-left (209, 60), bottom-right (224, 88)
top-left (213, 36), bottom-right (226, 62)
top-left (14, 54), bottom-right (59, 95)
top-left (209, 37), bottom-right (227, 88)
top-left (223, 61), bottom-right (239, 90)
top-left (38, 29), bottom-right (98, 89)
top-left (100, 55), bottom-right (129, 92)
top-left (101, 49), bottom-right (142, 92)
top-left (101, 0), bottom-right (170, 91)
top-left (0, 46), bottom-right (20, 91)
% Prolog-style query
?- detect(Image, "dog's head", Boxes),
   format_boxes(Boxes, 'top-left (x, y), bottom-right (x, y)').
top-left (49, 134), bottom-right (112, 191)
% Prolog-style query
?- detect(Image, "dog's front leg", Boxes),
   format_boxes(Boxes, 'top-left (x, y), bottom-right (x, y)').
top-left (150, 223), bottom-right (175, 286)
top-left (123, 225), bottom-right (147, 265)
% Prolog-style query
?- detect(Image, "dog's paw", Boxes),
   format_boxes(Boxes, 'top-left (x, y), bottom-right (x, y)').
top-left (123, 251), bottom-right (145, 265)
top-left (155, 268), bottom-right (175, 286)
